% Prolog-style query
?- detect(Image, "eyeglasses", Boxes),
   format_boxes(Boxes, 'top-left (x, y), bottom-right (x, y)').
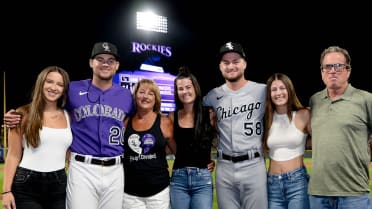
top-left (94, 57), bottom-right (117, 65)
top-left (321, 63), bottom-right (349, 72)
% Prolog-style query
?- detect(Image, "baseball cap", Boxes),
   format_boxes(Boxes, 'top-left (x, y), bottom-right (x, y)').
top-left (91, 42), bottom-right (120, 60)
top-left (219, 42), bottom-right (246, 60)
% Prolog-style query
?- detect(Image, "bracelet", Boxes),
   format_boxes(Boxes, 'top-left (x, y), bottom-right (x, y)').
top-left (1, 191), bottom-right (11, 195)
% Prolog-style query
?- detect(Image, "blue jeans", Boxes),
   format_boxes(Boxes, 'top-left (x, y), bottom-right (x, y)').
top-left (267, 166), bottom-right (310, 209)
top-left (12, 167), bottom-right (67, 209)
top-left (170, 167), bottom-right (213, 209)
top-left (309, 194), bottom-right (372, 209)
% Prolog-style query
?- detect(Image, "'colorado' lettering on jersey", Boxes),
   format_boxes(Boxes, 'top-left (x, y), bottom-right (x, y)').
top-left (203, 81), bottom-right (266, 153)
top-left (73, 104), bottom-right (126, 122)
top-left (66, 79), bottom-right (133, 157)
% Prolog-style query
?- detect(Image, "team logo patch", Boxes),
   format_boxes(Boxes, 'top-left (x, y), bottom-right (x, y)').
top-left (225, 42), bottom-right (234, 50)
top-left (141, 133), bottom-right (155, 154)
top-left (102, 42), bottom-right (111, 52)
top-left (128, 134), bottom-right (142, 154)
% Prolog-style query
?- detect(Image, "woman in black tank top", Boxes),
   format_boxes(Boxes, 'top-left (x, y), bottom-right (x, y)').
top-left (123, 79), bottom-right (176, 209)
top-left (168, 67), bottom-right (217, 209)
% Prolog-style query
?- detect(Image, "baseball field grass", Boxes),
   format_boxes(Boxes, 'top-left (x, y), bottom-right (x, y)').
top-left (0, 159), bottom-right (372, 209)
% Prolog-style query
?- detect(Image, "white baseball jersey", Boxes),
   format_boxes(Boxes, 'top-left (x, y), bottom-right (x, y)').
top-left (203, 81), bottom-right (266, 154)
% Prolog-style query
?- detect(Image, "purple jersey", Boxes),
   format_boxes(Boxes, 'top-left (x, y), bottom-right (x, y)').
top-left (66, 79), bottom-right (133, 157)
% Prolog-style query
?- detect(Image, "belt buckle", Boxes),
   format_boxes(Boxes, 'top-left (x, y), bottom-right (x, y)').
top-left (232, 155), bottom-right (247, 163)
top-left (91, 158), bottom-right (107, 166)
top-left (221, 151), bottom-right (260, 163)
top-left (100, 159), bottom-right (106, 166)
top-left (100, 159), bottom-right (113, 166)
top-left (224, 153), bottom-right (249, 163)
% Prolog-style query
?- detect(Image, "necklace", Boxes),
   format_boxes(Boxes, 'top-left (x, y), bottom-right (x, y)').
top-left (44, 110), bottom-right (62, 119)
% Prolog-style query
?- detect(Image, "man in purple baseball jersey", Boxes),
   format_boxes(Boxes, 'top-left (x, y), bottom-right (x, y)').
top-left (2, 42), bottom-right (133, 209)
top-left (65, 42), bottom-right (133, 209)
top-left (203, 42), bottom-right (268, 209)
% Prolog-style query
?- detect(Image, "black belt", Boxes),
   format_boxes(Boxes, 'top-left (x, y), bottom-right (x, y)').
top-left (221, 152), bottom-right (260, 163)
top-left (74, 155), bottom-right (123, 166)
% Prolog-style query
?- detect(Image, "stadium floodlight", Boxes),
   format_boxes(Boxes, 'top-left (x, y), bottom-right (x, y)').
top-left (136, 11), bottom-right (168, 33)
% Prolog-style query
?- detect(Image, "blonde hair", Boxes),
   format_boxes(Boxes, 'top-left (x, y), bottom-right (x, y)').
top-left (132, 79), bottom-right (162, 114)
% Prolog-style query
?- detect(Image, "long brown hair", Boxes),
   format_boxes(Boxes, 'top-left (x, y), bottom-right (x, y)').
top-left (18, 66), bottom-right (70, 148)
top-left (174, 66), bottom-right (216, 146)
top-left (262, 73), bottom-right (304, 154)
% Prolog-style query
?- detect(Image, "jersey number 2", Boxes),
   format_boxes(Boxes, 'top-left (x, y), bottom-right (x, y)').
top-left (109, 126), bottom-right (125, 145)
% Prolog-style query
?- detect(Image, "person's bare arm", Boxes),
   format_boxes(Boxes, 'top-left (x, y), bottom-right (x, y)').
top-left (164, 112), bottom-right (176, 155)
top-left (208, 107), bottom-right (217, 129)
top-left (161, 115), bottom-right (176, 155)
top-left (296, 108), bottom-right (311, 150)
top-left (2, 121), bottom-right (24, 209)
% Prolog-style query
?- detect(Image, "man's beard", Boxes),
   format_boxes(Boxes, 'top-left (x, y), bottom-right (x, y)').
top-left (225, 73), bottom-right (243, 83)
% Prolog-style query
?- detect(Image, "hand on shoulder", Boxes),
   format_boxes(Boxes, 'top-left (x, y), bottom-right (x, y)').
top-left (3, 109), bottom-right (22, 129)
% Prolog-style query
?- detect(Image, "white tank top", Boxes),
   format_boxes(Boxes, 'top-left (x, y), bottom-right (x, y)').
top-left (20, 110), bottom-right (73, 172)
top-left (267, 111), bottom-right (307, 161)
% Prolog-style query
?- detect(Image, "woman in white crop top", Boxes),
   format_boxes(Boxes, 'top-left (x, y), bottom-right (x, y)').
top-left (2, 66), bottom-right (72, 209)
top-left (263, 73), bottom-right (311, 209)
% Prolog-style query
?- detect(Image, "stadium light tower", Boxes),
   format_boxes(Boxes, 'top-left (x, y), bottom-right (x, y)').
top-left (136, 11), bottom-right (168, 33)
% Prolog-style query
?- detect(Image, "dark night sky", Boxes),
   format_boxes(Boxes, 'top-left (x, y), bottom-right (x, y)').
top-left (1, 1), bottom-right (372, 113)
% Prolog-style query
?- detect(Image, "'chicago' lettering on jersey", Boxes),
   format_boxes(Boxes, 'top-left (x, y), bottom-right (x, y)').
top-left (216, 101), bottom-right (262, 122)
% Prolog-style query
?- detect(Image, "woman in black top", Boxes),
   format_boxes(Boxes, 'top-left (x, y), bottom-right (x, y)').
top-left (123, 79), bottom-right (176, 209)
top-left (168, 66), bottom-right (217, 209)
